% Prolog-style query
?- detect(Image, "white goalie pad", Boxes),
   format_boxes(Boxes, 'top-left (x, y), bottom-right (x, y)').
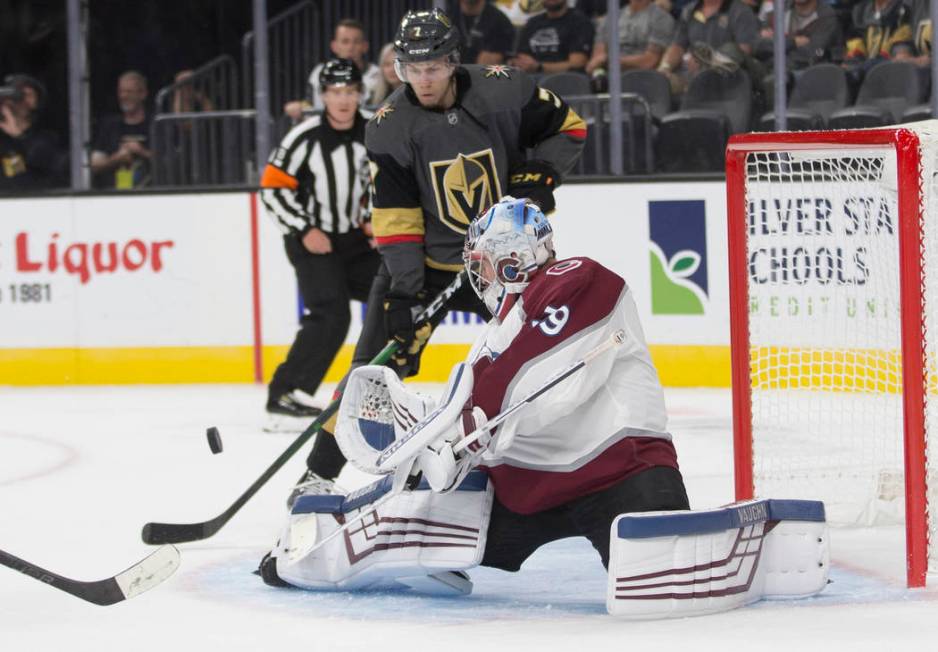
top-left (335, 362), bottom-right (473, 475)
top-left (271, 470), bottom-right (493, 596)
top-left (607, 499), bottom-right (829, 619)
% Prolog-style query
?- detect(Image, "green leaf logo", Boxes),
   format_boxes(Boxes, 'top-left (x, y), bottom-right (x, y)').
top-left (650, 243), bottom-right (706, 315)
top-left (669, 250), bottom-right (701, 278)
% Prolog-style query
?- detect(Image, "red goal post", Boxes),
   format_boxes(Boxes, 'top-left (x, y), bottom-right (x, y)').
top-left (726, 126), bottom-right (933, 588)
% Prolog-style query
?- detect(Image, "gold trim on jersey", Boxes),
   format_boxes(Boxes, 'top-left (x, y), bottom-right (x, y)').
top-left (372, 207), bottom-right (424, 237)
top-left (429, 148), bottom-right (503, 234)
top-left (560, 106), bottom-right (586, 133)
top-left (425, 257), bottom-right (464, 272)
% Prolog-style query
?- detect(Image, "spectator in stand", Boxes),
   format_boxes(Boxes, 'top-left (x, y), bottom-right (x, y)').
top-left (842, 0), bottom-right (913, 81)
top-left (496, 0), bottom-right (547, 28)
top-left (90, 71), bottom-right (152, 190)
top-left (511, 0), bottom-right (595, 73)
top-left (449, 0), bottom-right (517, 64)
top-left (892, 0), bottom-right (931, 91)
top-left (285, 19), bottom-right (383, 120)
top-left (657, 0), bottom-right (759, 93)
top-left (893, 0), bottom-right (931, 64)
top-left (373, 43), bottom-right (403, 104)
top-left (0, 74), bottom-right (65, 193)
top-left (585, 0), bottom-right (675, 89)
top-left (754, 0), bottom-right (845, 69)
top-left (170, 69), bottom-right (215, 114)
top-left (577, 0), bottom-right (613, 21)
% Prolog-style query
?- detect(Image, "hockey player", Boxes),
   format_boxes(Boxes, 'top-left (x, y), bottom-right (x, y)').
top-left (259, 58), bottom-right (380, 431)
top-left (261, 196), bottom-right (688, 581)
top-left (260, 199), bottom-right (831, 617)
top-left (296, 7), bottom-right (587, 496)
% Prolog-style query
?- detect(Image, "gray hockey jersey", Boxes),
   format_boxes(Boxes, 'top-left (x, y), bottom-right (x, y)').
top-left (366, 64), bottom-right (586, 295)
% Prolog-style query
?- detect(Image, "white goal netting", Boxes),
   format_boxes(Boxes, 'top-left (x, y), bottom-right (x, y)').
top-left (737, 124), bottom-right (937, 578)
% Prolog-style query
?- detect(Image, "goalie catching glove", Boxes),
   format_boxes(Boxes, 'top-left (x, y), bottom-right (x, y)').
top-left (334, 361), bottom-right (492, 491)
top-left (383, 292), bottom-right (433, 375)
top-left (507, 160), bottom-right (560, 214)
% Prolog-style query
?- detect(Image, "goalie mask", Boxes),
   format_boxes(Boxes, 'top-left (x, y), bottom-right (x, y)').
top-left (463, 196), bottom-right (554, 319)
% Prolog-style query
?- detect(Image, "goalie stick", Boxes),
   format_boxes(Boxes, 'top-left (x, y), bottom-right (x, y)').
top-left (0, 545), bottom-right (180, 606)
top-left (141, 270), bottom-right (469, 545)
top-left (298, 329), bottom-right (626, 556)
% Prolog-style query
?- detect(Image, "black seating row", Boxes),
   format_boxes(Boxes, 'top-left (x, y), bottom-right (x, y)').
top-left (539, 64), bottom-right (935, 173)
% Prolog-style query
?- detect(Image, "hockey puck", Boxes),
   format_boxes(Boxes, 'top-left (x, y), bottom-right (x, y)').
top-left (206, 426), bottom-right (223, 454)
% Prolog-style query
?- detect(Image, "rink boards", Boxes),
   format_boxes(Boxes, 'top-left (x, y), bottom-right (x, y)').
top-left (0, 183), bottom-right (730, 385)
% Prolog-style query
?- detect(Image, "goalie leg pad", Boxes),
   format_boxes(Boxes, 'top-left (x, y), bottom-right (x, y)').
top-left (606, 499), bottom-right (829, 619)
top-left (270, 470), bottom-right (494, 596)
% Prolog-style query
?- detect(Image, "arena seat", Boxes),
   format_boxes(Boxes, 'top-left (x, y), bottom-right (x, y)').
top-left (620, 70), bottom-right (672, 122)
top-left (829, 61), bottom-right (923, 129)
top-left (656, 69), bottom-right (750, 172)
top-left (539, 72), bottom-right (591, 98)
top-left (758, 63), bottom-right (849, 131)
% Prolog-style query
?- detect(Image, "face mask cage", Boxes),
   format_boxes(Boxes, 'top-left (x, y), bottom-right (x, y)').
top-left (466, 250), bottom-right (491, 299)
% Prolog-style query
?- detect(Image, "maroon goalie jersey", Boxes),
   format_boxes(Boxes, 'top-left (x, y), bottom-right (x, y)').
top-left (466, 257), bottom-right (679, 514)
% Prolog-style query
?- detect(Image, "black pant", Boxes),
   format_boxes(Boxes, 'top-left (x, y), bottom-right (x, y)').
top-left (268, 231), bottom-right (379, 403)
top-left (306, 262), bottom-right (488, 476)
top-left (481, 466), bottom-right (690, 571)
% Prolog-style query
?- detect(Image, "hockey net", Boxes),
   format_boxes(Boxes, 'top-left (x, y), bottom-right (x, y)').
top-left (726, 124), bottom-right (937, 587)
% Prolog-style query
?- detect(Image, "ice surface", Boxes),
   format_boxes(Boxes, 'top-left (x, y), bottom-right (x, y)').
top-left (0, 384), bottom-right (935, 651)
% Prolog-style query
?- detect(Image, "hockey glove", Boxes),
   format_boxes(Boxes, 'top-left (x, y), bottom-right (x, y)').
top-left (383, 292), bottom-right (433, 376)
top-left (458, 402), bottom-right (490, 453)
top-left (417, 401), bottom-right (489, 493)
top-left (507, 160), bottom-right (560, 214)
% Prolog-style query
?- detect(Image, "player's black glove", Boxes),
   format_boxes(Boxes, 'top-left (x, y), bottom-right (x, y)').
top-left (507, 160), bottom-right (560, 214)
top-left (383, 292), bottom-right (433, 376)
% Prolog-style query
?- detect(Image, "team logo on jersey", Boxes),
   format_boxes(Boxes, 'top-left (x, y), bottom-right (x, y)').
top-left (371, 103), bottom-right (394, 125)
top-left (648, 200), bottom-right (709, 315)
top-left (429, 149), bottom-right (502, 233)
top-left (483, 65), bottom-right (512, 79)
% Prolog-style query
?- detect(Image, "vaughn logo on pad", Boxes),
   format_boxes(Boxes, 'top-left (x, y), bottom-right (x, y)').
top-left (648, 200), bottom-right (708, 315)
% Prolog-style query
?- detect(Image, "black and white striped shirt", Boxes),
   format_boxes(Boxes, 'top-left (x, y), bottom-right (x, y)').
top-left (260, 110), bottom-right (371, 236)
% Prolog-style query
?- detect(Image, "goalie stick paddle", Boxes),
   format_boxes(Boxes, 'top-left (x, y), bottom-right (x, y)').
top-left (0, 545), bottom-right (180, 606)
top-left (141, 270), bottom-right (469, 545)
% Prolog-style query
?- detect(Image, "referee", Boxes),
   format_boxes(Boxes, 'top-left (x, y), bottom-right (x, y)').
top-left (259, 58), bottom-right (380, 432)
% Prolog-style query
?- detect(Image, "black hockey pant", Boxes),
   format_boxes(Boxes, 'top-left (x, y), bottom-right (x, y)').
top-left (481, 466), bottom-right (691, 571)
top-left (268, 231), bottom-right (379, 404)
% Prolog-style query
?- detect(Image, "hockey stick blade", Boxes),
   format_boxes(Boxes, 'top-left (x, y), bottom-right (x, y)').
top-left (0, 545), bottom-right (180, 606)
top-left (141, 271), bottom-right (469, 545)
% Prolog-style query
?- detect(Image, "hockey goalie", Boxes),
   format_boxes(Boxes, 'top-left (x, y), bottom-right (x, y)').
top-left (258, 197), bottom-right (830, 618)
